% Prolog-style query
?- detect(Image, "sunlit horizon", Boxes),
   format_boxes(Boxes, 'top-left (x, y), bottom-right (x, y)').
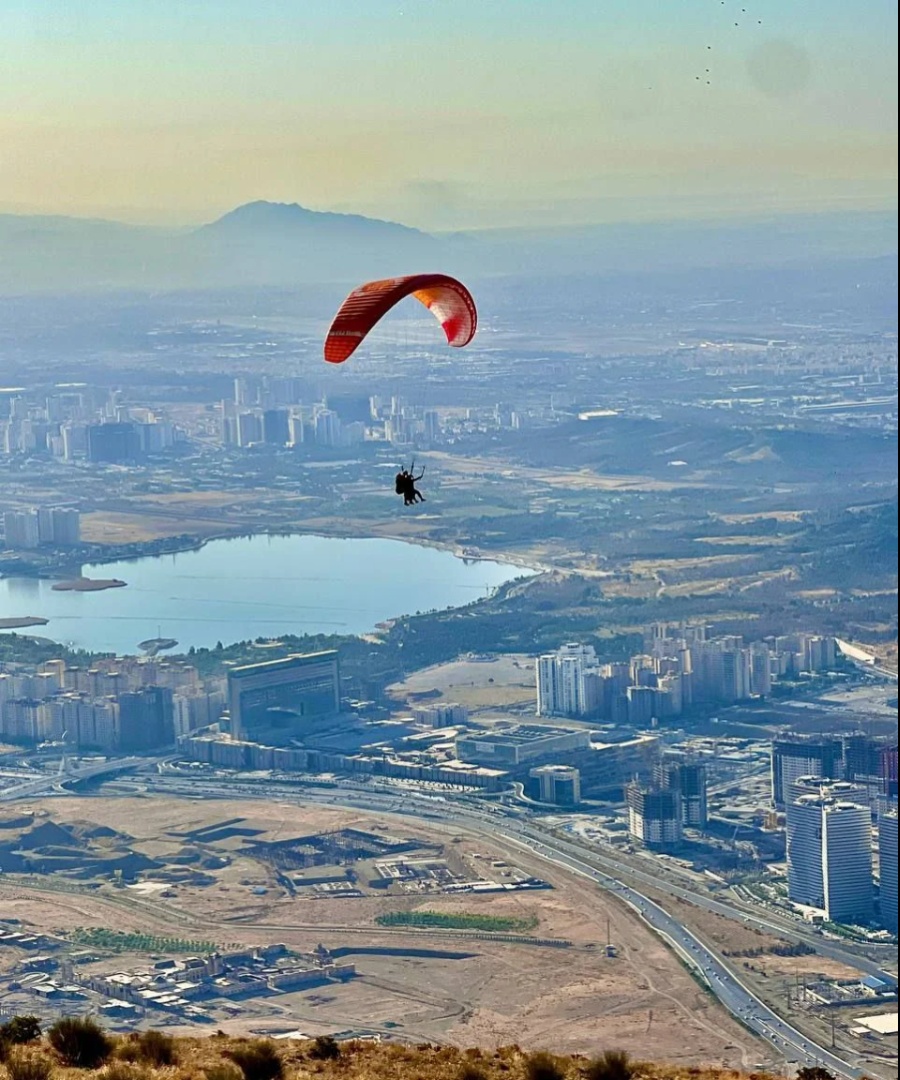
top-left (2, 0), bottom-right (896, 231)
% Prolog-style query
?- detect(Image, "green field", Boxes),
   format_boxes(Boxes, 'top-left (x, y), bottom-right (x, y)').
top-left (68, 928), bottom-right (217, 954)
top-left (375, 910), bottom-right (538, 933)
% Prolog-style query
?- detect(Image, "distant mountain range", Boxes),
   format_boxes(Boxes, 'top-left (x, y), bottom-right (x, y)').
top-left (0, 200), bottom-right (895, 293)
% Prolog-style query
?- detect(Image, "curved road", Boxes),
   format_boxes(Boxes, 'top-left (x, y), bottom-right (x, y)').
top-left (138, 774), bottom-right (876, 1076)
top-left (508, 830), bottom-right (861, 1078)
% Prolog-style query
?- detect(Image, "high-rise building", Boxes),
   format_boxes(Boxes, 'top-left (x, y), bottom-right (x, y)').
top-left (51, 508), bottom-right (81, 546)
top-left (325, 394), bottom-right (372, 424)
top-left (257, 376), bottom-right (300, 408)
top-left (655, 756), bottom-right (708, 829)
top-left (528, 764), bottom-right (581, 806)
top-left (536, 654), bottom-right (586, 717)
top-left (137, 419), bottom-right (175, 454)
top-left (804, 636), bottom-right (837, 672)
top-left (86, 422), bottom-right (141, 463)
top-left (236, 411), bottom-right (262, 447)
top-left (535, 643), bottom-right (598, 717)
top-left (228, 652), bottom-right (341, 742)
top-left (692, 641), bottom-right (752, 703)
top-left (288, 413), bottom-right (306, 446)
top-left (771, 735), bottom-right (842, 807)
top-left (625, 685), bottom-right (656, 727)
top-left (749, 643), bottom-right (772, 697)
top-left (881, 746), bottom-right (899, 798)
top-left (787, 787), bottom-right (873, 924)
top-left (3, 510), bottom-right (40, 549)
top-left (314, 409), bottom-right (341, 447)
top-left (3, 507), bottom-right (80, 548)
top-left (626, 783), bottom-right (683, 849)
top-left (118, 687), bottom-right (174, 751)
top-left (61, 423), bottom-right (87, 461)
top-left (842, 733), bottom-right (882, 783)
top-left (877, 804), bottom-right (898, 933)
top-left (234, 378), bottom-right (254, 406)
top-left (36, 508), bottom-right (55, 544)
top-left (261, 409), bottom-right (290, 446)
top-left (423, 410), bottom-right (441, 444)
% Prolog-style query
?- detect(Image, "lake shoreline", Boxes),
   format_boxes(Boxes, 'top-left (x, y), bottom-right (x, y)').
top-left (0, 532), bottom-right (536, 655)
top-left (0, 523), bottom-right (552, 585)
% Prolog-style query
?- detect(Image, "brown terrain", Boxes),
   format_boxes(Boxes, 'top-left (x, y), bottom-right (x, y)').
top-left (0, 1033), bottom-right (786, 1080)
top-left (0, 796), bottom-right (768, 1070)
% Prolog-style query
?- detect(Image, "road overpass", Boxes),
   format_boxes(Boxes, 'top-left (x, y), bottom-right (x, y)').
top-left (0, 757), bottom-right (163, 802)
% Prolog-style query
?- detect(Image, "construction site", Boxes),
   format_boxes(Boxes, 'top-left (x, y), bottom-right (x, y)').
top-left (0, 793), bottom-right (765, 1066)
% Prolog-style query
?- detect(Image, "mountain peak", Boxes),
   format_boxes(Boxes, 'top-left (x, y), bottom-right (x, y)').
top-left (212, 201), bottom-right (317, 226)
top-left (203, 201), bottom-right (426, 237)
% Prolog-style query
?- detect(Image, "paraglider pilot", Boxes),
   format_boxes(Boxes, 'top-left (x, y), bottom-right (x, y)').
top-left (395, 462), bottom-right (426, 506)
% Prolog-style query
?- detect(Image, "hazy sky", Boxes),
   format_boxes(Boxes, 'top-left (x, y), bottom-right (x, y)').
top-left (2, 0), bottom-right (897, 229)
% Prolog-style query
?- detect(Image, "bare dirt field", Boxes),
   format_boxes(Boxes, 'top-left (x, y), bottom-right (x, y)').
top-left (637, 888), bottom-right (863, 981)
top-left (1, 794), bottom-right (766, 1067)
top-left (387, 654), bottom-right (541, 714)
top-left (424, 452), bottom-right (698, 493)
top-left (80, 511), bottom-right (229, 544)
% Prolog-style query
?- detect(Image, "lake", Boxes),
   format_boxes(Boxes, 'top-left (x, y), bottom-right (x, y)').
top-left (0, 534), bottom-right (532, 655)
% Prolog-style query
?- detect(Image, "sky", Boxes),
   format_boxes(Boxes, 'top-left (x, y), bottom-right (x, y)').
top-left (2, 0), bottom-right (897, 230)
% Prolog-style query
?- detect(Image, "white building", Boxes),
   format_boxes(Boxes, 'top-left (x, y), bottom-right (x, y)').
top-left (804, 635), bottom-right (837, 672)
top-left (314, 409), bottom-right (341, 447)
top-left (288, 413), bottom-right (306, 446)
top-left (787, 787), bottom-right (873, 924)
top-left (51, 508), bottom-right (81, 545)
top-left (535, 643), bottom-right (598, 717)
top-left (3, 510), bottom-right (40, 549)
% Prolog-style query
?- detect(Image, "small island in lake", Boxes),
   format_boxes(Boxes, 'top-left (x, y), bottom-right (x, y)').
top-left (138, 637), bottom-right (178, 656)
top-left (0, 616), bottom-right (50, 630)
top-left (51, 577), bottom-right (127, 592)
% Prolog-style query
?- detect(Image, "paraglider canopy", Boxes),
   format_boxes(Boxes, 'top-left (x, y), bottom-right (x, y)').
top-left (324, 273), bottom-right (477, 364)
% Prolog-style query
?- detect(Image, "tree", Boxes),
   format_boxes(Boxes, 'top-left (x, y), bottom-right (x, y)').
top-left (0, 1017), bottom-right (42, 1045)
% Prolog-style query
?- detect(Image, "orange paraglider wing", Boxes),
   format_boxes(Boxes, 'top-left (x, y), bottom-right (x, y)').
top-left (323, 273), bottom-right (477, 364)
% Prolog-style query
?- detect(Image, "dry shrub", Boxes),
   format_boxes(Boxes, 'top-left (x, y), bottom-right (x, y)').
top-left (6, 1050), bottom-right (53, 1080)
top-left (99, 1060), bottom-right (153, 1080)
top-left (48, 1017), bottom-right (113, 1069)
top-left (133, 1031), bottom-right (177, 1067)
top-left (525, 1051), bottom-right (566, 1080)
top-left (225, 1041), bottom-right (282, 1080)
top-left (584, 1050), bottom-right (634, 1080)
top-left (307, 1036), bottom-right (339, 1062)
top-left (204, 1065), bottom-right (243, 1080)
top-left (114, 1041), bottom-right (141, 1064)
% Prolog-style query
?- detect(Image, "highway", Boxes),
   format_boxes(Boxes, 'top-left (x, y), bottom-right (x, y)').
top-left (504, 829), bottom-right (862, 1078)
top-left (134, 773), bottom-right (877, 1076)
top-left (508, 822), bottom-right (896, 981)
top-left (0, 756), bottom-right (161, 802)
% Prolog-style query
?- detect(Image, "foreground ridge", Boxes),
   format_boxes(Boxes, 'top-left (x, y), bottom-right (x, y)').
top-left (0, 1028), bottom-right (846, 1080)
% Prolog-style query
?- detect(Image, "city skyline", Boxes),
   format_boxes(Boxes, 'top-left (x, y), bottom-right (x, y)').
top-left (3, 0), bottom-right (897, 229)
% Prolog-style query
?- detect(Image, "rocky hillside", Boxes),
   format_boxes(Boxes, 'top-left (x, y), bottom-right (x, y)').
top-left (0, 1022), bottom-right (825, 1080)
